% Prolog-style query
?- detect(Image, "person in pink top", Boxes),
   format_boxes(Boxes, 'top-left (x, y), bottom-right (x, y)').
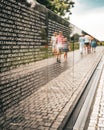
top-left (56, 31), bottom-right (64, 63)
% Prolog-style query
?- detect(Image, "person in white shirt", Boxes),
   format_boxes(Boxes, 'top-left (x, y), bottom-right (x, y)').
top-left (79, 34), bottom-right (85, 54)
top-left (50, 32), bottom-right (57, 56)
top-left (84, 34), bottom-right (91, 53)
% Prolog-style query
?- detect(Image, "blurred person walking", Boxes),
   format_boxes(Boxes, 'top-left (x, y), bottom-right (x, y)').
top-left (90, 37), bottom-right (97, 53)
top-left (79, 34), bottom-right (85, 54)
top-left (50, 32), bottom-right (57, 56)
top-left (62, 37), bottom-right (70, 61)
top-left (56, 31), bottom-right (64, 63)
top-left (84, 34), bottom-right (91, 54)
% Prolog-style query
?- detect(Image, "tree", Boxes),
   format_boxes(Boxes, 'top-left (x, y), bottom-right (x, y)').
top-left (36, 0), bottom-right (51, 8)
top-left (73, 33), bottom-right (80, 42)
top-left (36, 0), bottom-right (74, 17)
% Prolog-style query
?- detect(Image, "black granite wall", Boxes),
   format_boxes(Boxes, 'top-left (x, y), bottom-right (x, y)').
top-left (0, 0), bottom-right (70, 129)
top-left (0, 0), bottom-right (70, 73)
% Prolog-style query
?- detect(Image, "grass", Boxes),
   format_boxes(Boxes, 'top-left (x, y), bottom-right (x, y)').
top-left (97, 41), bottom-right (104, 46)
top-left (70, 42), bottom-right (79, 51)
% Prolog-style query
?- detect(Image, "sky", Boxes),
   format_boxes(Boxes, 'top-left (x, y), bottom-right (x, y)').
top-left (70, 0), bottom-right (104, 41)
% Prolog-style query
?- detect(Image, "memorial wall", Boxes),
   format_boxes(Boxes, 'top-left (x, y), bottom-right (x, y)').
top-left (0, 0), bottom-right (47, 72)
top-left (0, 0), bottom-right (70, 129)
top-left (0, 0), bottom-right (70, 72)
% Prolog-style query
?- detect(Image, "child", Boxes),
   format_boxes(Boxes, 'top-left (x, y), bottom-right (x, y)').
top-left (90, 37), bottom-right (97, 53)
top-left (62, 38), bottom-right (70, 61)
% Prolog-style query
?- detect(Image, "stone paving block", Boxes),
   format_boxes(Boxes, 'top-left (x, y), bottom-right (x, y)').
top-left (100, 128), bottom-right (104, 130)
top-left (88, 122), bottom-right (97, 127)
top-left (87, 127), bottom-right (96, 130)
top-left (98, 124), bottom-right (104, 128)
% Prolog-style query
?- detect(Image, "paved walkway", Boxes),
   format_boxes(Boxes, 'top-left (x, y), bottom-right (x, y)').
top-left (3, 47), bottom-right (104, 130)
top-left (87, 55), bottom-right (104, 130)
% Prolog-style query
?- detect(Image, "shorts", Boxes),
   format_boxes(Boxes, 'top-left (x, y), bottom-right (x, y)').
top-left (57, 43), bottom-right (63, 52)
top-left (52, 43), bottom-right (56, 47)
top-left (62, 48), bottom-right (69, 52)
top-left (85, 42), bottom-right (89, 47)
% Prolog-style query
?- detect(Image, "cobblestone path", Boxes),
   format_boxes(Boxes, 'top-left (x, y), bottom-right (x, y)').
top-left (1, 47), bottom-right (104, 130)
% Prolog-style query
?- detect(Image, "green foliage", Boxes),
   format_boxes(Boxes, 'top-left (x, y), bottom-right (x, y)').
top-left (70, 42), bottom-right (79, 51)
top-left (97, 42), bottom-right (104, 46)
top-left (36, 0), bottom-right (74, 17)
top-left (36, 0), bottom-right (51, 8)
